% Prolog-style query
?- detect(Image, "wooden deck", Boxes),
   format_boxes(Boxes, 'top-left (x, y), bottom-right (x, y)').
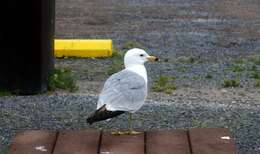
top-left (8, 128), bottom-right (237, 154)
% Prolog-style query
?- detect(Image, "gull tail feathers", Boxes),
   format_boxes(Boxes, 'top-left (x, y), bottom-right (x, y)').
top-left (87, 104), bottom-right (125, 125)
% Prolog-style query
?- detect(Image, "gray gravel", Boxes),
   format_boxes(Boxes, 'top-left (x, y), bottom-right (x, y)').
top-left (55, 0), bottom-right (260, 89)
top-left (0, 94), bottom-right (260, 154)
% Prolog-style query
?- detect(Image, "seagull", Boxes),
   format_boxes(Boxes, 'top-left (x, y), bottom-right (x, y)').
top-left (87, 48), bottom-right (158, 135)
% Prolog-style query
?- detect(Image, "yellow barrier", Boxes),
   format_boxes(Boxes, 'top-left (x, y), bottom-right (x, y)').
top-left (55, 39), bottom-right (113, 58)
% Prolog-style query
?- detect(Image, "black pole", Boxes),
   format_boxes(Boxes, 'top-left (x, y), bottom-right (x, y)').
top-left (0, 0), bottom-right (55, 94)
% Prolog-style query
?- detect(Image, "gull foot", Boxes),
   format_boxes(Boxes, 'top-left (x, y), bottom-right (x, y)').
top-left (111, 131), bottom-right (125, 135)
top-left (127, 130), bottom-right (142, 135)
top-left (111, 130), bottom-right (142, 135)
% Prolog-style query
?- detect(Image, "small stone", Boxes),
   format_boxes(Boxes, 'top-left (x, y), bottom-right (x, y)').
top-left (220, 89), bottom-right (228, 93)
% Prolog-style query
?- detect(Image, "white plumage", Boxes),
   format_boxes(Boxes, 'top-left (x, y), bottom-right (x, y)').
top-left (87, 48), bottom-right (158, 134)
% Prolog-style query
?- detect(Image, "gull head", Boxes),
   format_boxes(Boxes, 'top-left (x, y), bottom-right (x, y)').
top-left (124, 48), bottom-right (158, 67)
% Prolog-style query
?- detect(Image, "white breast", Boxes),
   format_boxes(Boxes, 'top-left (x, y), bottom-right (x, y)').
top-left (125, 65), bottom-right (147, 84)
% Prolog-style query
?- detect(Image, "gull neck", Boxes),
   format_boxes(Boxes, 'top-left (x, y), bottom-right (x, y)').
top-left (125, 64), bottom-right (147, 83)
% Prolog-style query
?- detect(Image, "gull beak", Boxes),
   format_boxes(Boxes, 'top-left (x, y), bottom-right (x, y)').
top-left (147, 56), bottom-right (159, 62)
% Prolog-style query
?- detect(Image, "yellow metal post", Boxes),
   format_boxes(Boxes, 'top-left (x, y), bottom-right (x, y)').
top-left (55, 39), bottom-right (113, 58)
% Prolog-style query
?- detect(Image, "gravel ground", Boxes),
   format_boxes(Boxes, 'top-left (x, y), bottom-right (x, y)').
top-left (0, 94), bottom-right (260, 154)
top-left (55, 0), bottom-right (260, 89)
top-left (1, 0), bottom-right (260, 153)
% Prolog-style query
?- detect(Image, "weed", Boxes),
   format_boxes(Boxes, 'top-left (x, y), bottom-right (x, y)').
top-left (250, 65), bottom-right (257, 71)
top-left (48, 68), bottom-right (78, 92)
top-left (192, 76), bottom-right (200, 80)
top-left (111, 48), bottom-right (124, 58)
top-left (222, 77), bottom-right (240, 88)
top-left (205, 73), bottom-right (213, 79)
top-left (234, 58), bottom-right (246, 64)
top-left (152, 76), bottom-right (177, 94)
top-left (121, 40), bottom-right (141, 51)
top-left (250, 71), bottom-right (260, 79)
top-left (226, 63), bottom-right (246, 72)
top-left (106, 60), bottom-right (124, 76)
top-left (0, 87), bottom-right (11, 96)
top-left (176, 66), bottom-right (188, 72)
top-left (255, 81), bottom-right (260, 88)
top-left (191, 118), bottom-right (210, 128)
top-left (250, 57), bottom-right (260, 65)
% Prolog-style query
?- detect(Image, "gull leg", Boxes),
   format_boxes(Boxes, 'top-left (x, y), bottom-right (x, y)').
top-left (111, 113), bottom-right (142, 135)
top-left (110, 117), bottom-right (124, 135)
top-left (127, 113), bottom-right (142, 135)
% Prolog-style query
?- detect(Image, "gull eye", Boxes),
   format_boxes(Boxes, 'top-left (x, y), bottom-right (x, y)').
top-left (140, 54), bottom-right (144, 57)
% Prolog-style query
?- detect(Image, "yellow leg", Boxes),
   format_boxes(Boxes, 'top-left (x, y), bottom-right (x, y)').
top-left (111, 113), bottom-right (142, 135)
top-left (127, 113), bottom-right (142, 135)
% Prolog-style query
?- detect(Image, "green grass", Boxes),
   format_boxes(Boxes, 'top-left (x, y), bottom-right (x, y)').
top-left (191, 118), bottom-right (210, 128)
top-left (152, 76), bottom-right (177, 94)
top-left (226, 63), bottom-right (246, 72)
top-left (48, 68), bottom-right (78, 92)
top-left (192, 76), bottom-right (200, 80)
top-left (176, 66), bottom-right (188, 72)
top-left (255, 81), bottom-right (260, 88)
top-left (234, 58), bottom-right (246, 64)
top-left (222, 77), bottom-right (240, 88)
top-left (225, 58), bottom-right (258, 73)
top-left (0, 87), bottom-right (11, 96)
top-left (250, 65), bottom-right (257, 71)
top-left (106, 60), bottom-right (124, 76)
top-left (111, 48), bottom-right (125, 58)
top-left (250, 57), bottom-right (260, 65)
top-left (250, 71), bottom-right (260, 79)
top-left (121, 40), bottom-right (142, 51)
top-left (205, 73), bottom-right (213, 79)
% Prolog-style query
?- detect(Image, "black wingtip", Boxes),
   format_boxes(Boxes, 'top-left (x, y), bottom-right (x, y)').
top-left (86, 118), bottom-right (94, 125)
top-left (86, 105), bottom-right (125, 125)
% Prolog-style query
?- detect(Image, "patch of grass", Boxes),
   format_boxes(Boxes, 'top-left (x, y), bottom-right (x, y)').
top-left (192, 76), bottom-right (200, 80)
top-left (205, 73), bottom-right (213, 79)
top-left (106, 60), bottom-right (124, 76)
top-left (226, 63), bottom-right (246, 72)
top-left (191, 118), bottom-right (210, 128)
top-left (222, 77), bottom-right (240, 88)
top-left (250, 65), bottom-right (257, 71)
top-left (250, 57), bottom-right (260, 65)
top-left (152, 76), bottom-right (177, 94)
top-left (121, 40), bottom-right (141, 51)
top-left (111, 48), bottom-right (125, 59)
top-left (48, 68), bottom-right (78, 92)
top-left (255, 81), bottom-right (260, 88)
top-left (0, 87), bottom-right (11, 96)
top-left (250, 71), bottom-right (260, 79)
top-left (176, 66), bottom-right (188, 72)
top-left (188, 56), bottom-right (202, 64)
top-left (234, 58), bottom-right (246, 64)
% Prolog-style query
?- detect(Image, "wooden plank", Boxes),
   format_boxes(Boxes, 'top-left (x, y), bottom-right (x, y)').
top-left (189, 128), bottom-right (237, 154)
top-left (53, 129), bottom-right (100, 154)
top-left (100, 131), bottom-right (145, 154)
top-left (146, 130), bottom-right (191, 154)
top-left (8, 130), bottom-right (57, 154)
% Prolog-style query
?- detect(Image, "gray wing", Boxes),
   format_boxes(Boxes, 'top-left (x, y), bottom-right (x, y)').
top-left (97, 69), bottom-right (147, 112)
